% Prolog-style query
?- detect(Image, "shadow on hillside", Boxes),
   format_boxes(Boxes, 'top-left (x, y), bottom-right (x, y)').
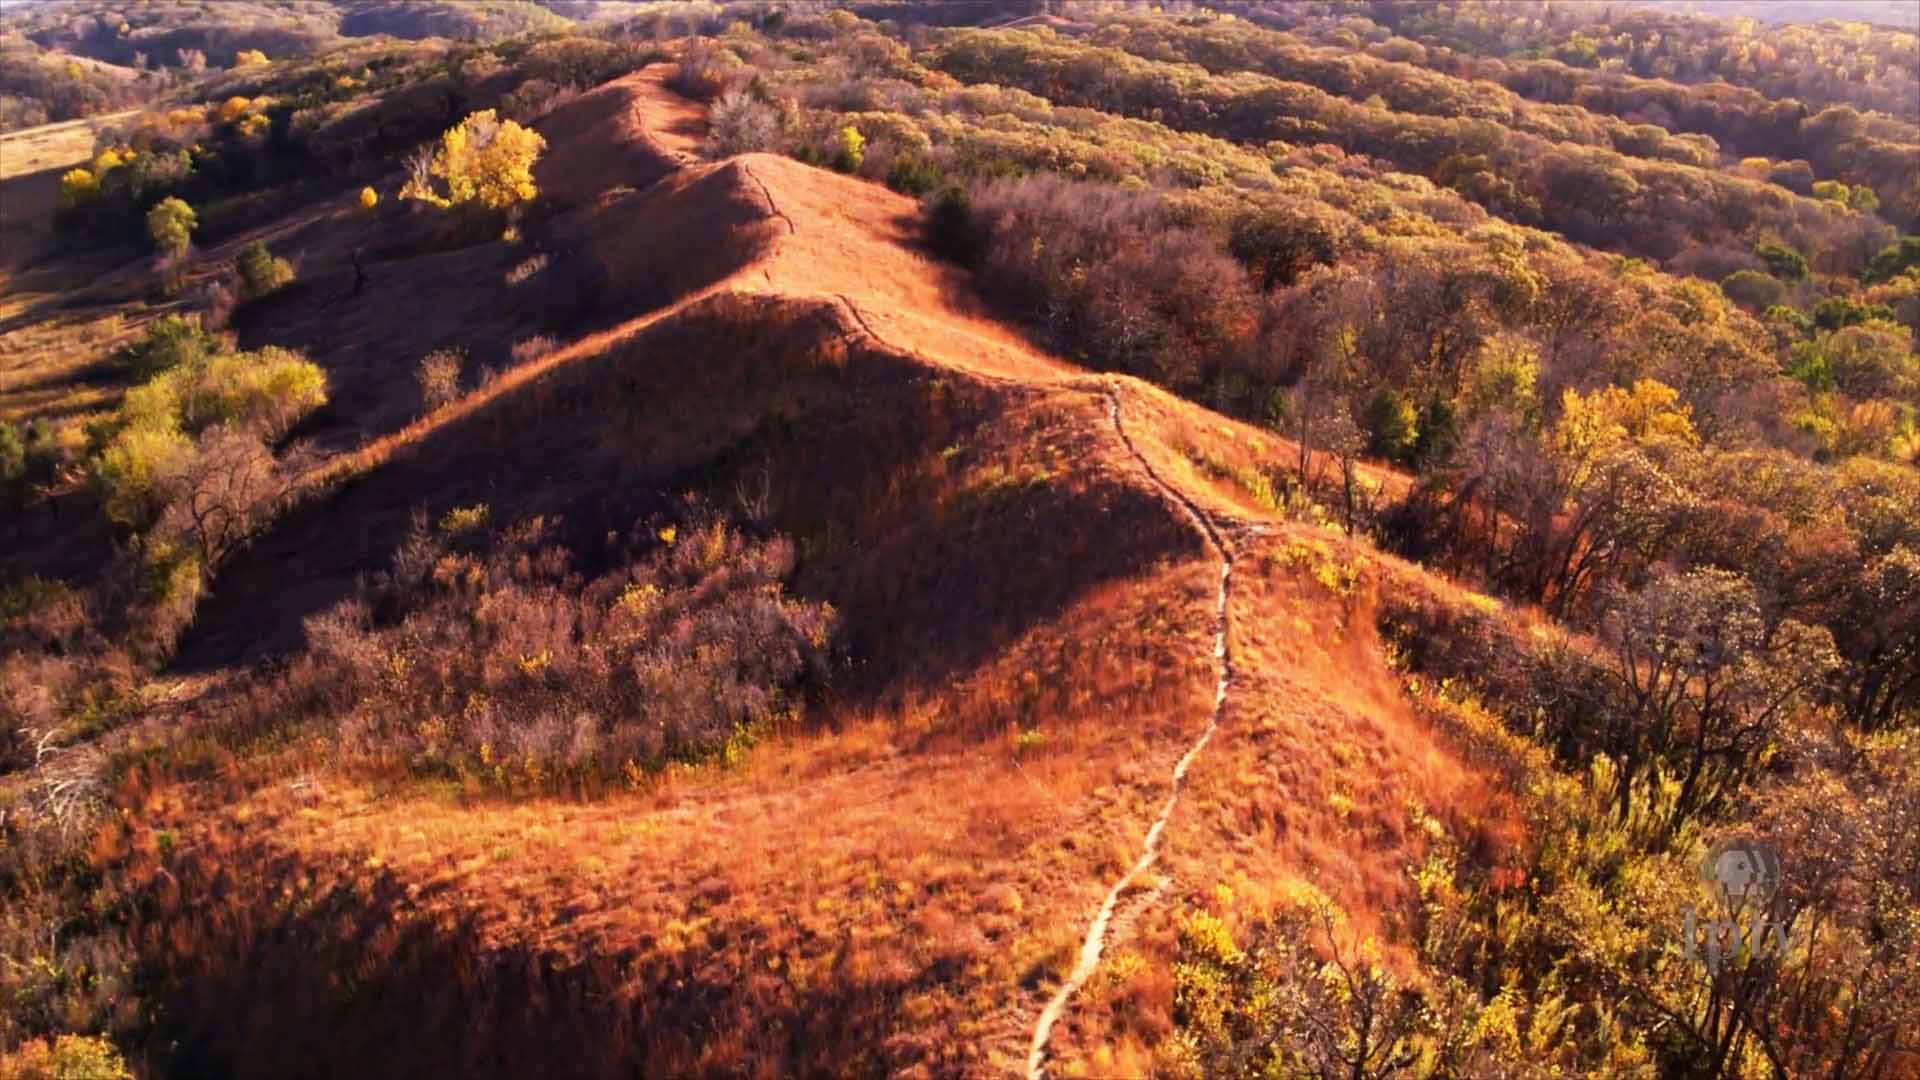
top-left (137, 844), bottom-right (909, 1079)
top-left (176, 293), bottom-right (1198, 702)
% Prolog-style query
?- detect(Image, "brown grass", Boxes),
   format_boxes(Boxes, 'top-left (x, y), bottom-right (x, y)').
top-left (3, 64), bottom-right (1534, 1077)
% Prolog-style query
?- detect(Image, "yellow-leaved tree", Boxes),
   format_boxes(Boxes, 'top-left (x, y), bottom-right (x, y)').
top-left (401, 110), bottom-right (546, 211)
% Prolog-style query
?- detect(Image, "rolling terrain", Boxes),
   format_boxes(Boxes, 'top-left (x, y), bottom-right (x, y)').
top-left (6, 65), bottom-right (1513, 1077)
top-left (3, 8), bottom-right (1916, 1078)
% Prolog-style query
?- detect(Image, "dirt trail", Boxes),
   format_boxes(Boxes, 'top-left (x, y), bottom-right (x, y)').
top-left (1025, 386), bottom-right (1242, 1079)
top-left (268, 72), bottom-right (1261, 1075)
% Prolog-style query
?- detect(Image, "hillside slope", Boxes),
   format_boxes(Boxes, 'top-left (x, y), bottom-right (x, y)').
top-left (75, 66), bottom-right (1517, 1078)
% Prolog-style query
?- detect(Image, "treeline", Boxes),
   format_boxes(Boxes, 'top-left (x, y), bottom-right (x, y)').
top-left (698, 13), bottom-right (1920, 738)
top-left (1085, 14), bottom-right (1920, 230)
top-left (1243, 0), bottom-right (1920, 122)
top-left (0, 33), bottom-right (156, 131)
top-left (2, 0), bottom-right (580, 75)
top-left (928, 29), bottom-right (1882, 274)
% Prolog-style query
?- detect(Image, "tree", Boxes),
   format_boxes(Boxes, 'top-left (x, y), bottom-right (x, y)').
top-left (1599, 568), bottom-right (1837, 830)
top-left (1754, 241), bottom-right (1809, 283)
top-left (403, 110), bottom-right (547, 211)
top-left (145, 196), bottom-right (195, 258)
top-left (1833, 546), bottom-right (1920, 732)
top-left (156, 427), bottom-right (284, 569)
top-left (358, 186), bottom-right (378, 210)
top-left (1719, 269), bottom-right (1785, 311)
top-left (233, 49), bottom-right (268, 67)
top-left (1362, 385), bottom-right (1418, 464)
top-left (1862, 235), bottom-right (1920, 285)
top-left (832, 124), bottom-right (866, 173)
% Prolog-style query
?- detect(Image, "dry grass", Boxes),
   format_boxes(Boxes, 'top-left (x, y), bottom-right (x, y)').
top-left (1, 66), bottom-right (1535, 1076)
top-left (1045, 525), bottom-right (1528, 1073)
top-left (115, 556), bottom-right (1225, 1076)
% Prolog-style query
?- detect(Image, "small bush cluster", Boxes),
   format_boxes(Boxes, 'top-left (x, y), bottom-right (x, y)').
top-left (707, 87), bottom-right (783, 157)
top-left (0, 1034), bottom-right (133, 1080)
top-left (415, 348), bottom-right (464, 411)
top-left (1, 420), bottom-right (63, 519)
top-left (961, 175), bottom-right (1260, 394)
top-left (84, 332), bottom-right (325, 654)
top-left (234, 239), bottom-right (295, 301)
top-left (276, 510), bottom-right (834, 785)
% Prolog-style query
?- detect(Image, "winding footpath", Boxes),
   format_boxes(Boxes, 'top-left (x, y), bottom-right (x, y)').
top-left (1025, 386), bottom-right (1238, 1079)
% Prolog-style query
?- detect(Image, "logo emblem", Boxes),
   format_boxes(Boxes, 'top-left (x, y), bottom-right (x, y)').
top-left (1702, 838), bottom-right (1779, 915)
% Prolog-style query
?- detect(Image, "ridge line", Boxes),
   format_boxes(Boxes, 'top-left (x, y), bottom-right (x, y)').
top-left (1025, 383), bottom-right (1237, 1079)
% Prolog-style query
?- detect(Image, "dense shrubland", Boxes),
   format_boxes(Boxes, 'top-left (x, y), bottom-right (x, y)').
top-left (266, 509), bottom-right (833, 788)
top-left (928, 28), bottom-right (1878, 271)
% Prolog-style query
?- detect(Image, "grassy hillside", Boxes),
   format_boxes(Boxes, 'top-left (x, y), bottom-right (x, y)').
top-left (1, 5), bottom-right (1917, 1078)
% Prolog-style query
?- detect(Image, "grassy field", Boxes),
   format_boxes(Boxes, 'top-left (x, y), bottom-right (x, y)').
top-left (0, 110), bottom-right (147, 427)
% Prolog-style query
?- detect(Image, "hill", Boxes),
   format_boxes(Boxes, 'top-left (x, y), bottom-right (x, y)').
top-left (2, 9), bottom-right (1917, 1079)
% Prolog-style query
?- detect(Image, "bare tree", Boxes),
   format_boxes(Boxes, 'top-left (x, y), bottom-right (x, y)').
top-left (1598, 568), bottom-right (1838, 831)
top-left (156, 427), bottom-right (286, 571)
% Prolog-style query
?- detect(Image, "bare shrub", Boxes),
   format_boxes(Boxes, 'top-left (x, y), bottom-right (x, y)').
top-left (962, 174), bottom-right (1260, 395)
top-left (509, 335), bottom-right (556, 365)
top-left (668, 36), bottom-right (741, 100)
top-left (275, 509), bottom-right (833, 782)
top-left (416, 349), bottom-right (464, 411)
top-left (707, 88), bottom-right (783, 157)
top-left (198, 277), bottom-right (238, 329)
top-left (500, 78), bottom-right (579, 124)
top-left (505, 252), bottom-right (550, 286)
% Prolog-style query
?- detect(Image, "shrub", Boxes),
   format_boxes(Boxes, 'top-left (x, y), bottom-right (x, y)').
top-left (504, 253), bottom-right (549, 285)
top-left (282, 511), bottom-right (834, 782)
top-left (1, 421), bottom-right (63, 514)
top-left (233, 49), bottom-right (268, 67)
top-left (0, 423), bottom-right (25, 512)
top-left (1754, 240), bottom-right (1810, 282)
top-left (235, 240), bottom-right (294, 301)
top-left (1863, 235), bottom-right (1920, 285)
top-left (358, 186), bottom-right (378, 210)
top-left (144, 196), bottom-right (196, 257)
top-left (885, 155), bottom-right (941, 195)
top-left (55, 168), bottom-right (98, 210)
top-left (831, 124), bottom-right (865, 173)
top-left (1720, 268), bottom-right (1786, 311)
top-left (88, 423), bottom-right (194, 533)
top-left (707, 88), bottom-right (782, 157)
top-left (164, 347), bottom-right (327, 441)
top-left (669, 36), bottom-right (740, 100)
top-left (509, 335), bottom-right (555, 364)
top-left (416, 349), bottom-right (463, 410)
top-left (925, 184), bottom-right (981, 266)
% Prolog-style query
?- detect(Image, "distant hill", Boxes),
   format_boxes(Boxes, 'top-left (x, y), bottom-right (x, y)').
top-left (1633, 0), bottom-right (1920, 29)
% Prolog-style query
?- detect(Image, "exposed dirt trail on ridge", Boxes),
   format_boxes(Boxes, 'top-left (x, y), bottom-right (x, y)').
top-left (1025, 386), bottom-right (1243, 1079)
